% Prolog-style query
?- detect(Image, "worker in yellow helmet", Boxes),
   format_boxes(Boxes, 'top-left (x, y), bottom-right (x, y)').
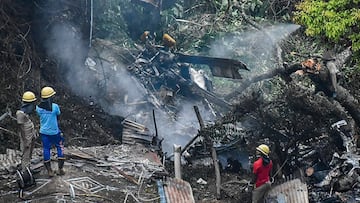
top-left (252, 144), bottom-right (273, 203)
top-left (16, 91), bottom-right (38, 172)
top-left (36, 86), bottom-right (65, 177)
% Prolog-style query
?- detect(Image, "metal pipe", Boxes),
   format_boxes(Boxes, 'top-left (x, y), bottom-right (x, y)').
top-left (174, 144), bottom-right (181, 179)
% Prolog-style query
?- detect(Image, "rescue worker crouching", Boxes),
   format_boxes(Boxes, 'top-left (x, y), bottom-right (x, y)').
top-left (36, 87), bottom-right (65, 177)
top-left (16, 91), bottom-right (38, 172)
top-left (252, 144), bottom-right (273, 203)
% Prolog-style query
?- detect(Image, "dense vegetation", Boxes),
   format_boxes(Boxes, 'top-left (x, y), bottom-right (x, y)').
top-left (294, 0), bottom-right (360, 55)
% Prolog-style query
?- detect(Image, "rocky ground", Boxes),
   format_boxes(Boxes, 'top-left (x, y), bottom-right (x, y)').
top-left (182, 166), bottom-right (252, 203)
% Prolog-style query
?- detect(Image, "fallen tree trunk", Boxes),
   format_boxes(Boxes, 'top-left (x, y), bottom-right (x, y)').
top-left (231, 47), bottom-right (359, 128)
top-left (225, 67), bottom-right (286, 100)
top-left (309, 48), bottom-right (360, 126)
top-left (336, 85), bottom-right (360, 124)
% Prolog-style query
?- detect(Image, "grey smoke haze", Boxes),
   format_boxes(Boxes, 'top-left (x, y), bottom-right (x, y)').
top-left (209, 23), bottom-right (300, 75)
top-left (45, 23), bottom-right (211, 154)
top-left (46, 23), bottom-right (146, 113)
top-left (46, 23), bottom-right (97, 97)
top-left (44, 12), bottom-right (299, 155)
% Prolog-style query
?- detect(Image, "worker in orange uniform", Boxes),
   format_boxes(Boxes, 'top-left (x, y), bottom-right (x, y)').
top-left (252, 144), bottom-right (273, 203)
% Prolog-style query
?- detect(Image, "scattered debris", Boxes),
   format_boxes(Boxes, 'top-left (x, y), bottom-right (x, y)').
top-left (196, 178), bottom-right (207, 185)
top-left (163, 177), bottom-right (195, 203)
top-left (266, 178), bottom-right (309, 203)
top-left (0, 119), bottom-right (169, 202)
top-left (86, 35), bottom-right (248, 117)
top-left (65, 177), bottom-right (108, 194)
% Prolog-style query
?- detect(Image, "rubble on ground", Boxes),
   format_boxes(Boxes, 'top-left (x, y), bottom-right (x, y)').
top-left (0, 119), bottom-right (195, 202)
top-left (0, 145), bottom-right (165, 202)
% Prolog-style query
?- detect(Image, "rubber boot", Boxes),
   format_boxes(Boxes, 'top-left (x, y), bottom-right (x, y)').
top-left (58, 159), bottom-right (65, 176)
top-left (44, 161), bottom-right (54, 177)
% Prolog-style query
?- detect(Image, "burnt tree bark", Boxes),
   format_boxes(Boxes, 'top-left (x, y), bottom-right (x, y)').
top-left (232, 47), bottom-right (359, 128)
top-left (287, 48), bottom-right (360, 127)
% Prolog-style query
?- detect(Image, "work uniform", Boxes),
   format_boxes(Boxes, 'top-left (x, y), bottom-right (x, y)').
top-left (16, 110), bottom-right (37, 171)
top-left (252, 156), bottom-right (273, 203)
top-left (36, 102), bottom-right (64, 161)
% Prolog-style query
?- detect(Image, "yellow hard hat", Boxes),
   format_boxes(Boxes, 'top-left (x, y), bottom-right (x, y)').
top-left (162, 33), bottom-right (176, 48)
top-left (22, 91), bottom-right (36, 102)
top-left (256, 144), bottom-right (270, 156)
top-left (41, 86), bottom-right (56, 99)
top-left (140, 31), bottom-right (150, 42)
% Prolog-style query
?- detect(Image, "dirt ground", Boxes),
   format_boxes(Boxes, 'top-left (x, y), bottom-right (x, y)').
top-left (166, 162), bottom-right (252, 203)
top-left (0, 144), bottom-right (163, 203)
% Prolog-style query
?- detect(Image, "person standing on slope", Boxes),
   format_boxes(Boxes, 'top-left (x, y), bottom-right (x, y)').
top-left (36, 86), bottom-right (65, 177)
top-left (252, 144), bottom-right (273, 203)
top-left (16, 91), bottom-right (38, 172)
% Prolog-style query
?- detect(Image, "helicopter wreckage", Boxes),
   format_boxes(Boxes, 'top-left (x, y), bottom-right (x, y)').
top-left (84, 34), bottom-right (249, 118)
top-left (82, 34), bottom-right (360, 202)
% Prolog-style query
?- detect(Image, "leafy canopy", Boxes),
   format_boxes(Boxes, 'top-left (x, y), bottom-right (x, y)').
top-left (293, 0), bottom-right (360, 51)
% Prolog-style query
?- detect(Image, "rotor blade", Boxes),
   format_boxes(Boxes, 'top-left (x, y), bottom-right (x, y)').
top-left (176, 53), bottom-right (249, 79)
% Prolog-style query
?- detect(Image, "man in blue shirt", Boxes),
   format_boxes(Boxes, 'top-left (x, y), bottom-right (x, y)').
top-left (36, 86), bottom-right (65, 177)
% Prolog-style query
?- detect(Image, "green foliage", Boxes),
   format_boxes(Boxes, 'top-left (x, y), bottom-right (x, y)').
top-left (293, 0), bottom-right (360, 52)
top-left (93, 1), bottom-right (129, 41)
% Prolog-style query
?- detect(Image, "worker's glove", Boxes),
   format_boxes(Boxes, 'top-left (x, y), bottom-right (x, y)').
top-left (59, 130), bottom-right (65, 144)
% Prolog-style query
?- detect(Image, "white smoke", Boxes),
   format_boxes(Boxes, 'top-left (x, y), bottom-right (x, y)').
top-left (43, 9), bottom-right (299, 155)
top-left (45, 23), bottom-right (98, 97)
top-left (44, 22), bottom-right (213, 154)
top-left (209, 23), bottom-right (300, 74)
top-left (155, 101), bottom-right (212, 154)
top-left (45, 22), bottom-right (148, 117)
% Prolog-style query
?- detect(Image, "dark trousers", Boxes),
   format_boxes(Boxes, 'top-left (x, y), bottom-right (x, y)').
top-left (252, 182), bottom-right (271, 203)
top-left (41, 133), bottom-right (64, 161)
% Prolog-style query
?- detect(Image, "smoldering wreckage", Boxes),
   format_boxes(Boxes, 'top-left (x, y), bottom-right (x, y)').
top-left (1, 30), bottom-right (360, 203)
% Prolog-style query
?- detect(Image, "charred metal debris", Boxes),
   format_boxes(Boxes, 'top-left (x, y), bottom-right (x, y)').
top-left (128, 32), bottom-right (248, 113)
top-left (85, 32), bottom-right (249, 119)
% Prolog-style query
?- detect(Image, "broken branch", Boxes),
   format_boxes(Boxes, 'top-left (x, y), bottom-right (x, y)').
top-left (0, 126), bottom-right (17, 136)
top-left (112, 166), bottom-right (139, 185)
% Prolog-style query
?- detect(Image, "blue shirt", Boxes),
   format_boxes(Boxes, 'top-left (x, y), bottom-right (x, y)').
top-left (36, 103), bottom-right (61, 135)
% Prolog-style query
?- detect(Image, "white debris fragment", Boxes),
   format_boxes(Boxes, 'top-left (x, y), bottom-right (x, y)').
top-left (85, 57), bottom-right (97, 71)
top-left (196, 178), bottom-right (207, 185)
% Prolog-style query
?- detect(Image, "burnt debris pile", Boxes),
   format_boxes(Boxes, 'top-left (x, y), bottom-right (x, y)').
top-left (181, 46), bottom-right (360, 202)
top-left (84, 33), bottom-right (249, 121)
